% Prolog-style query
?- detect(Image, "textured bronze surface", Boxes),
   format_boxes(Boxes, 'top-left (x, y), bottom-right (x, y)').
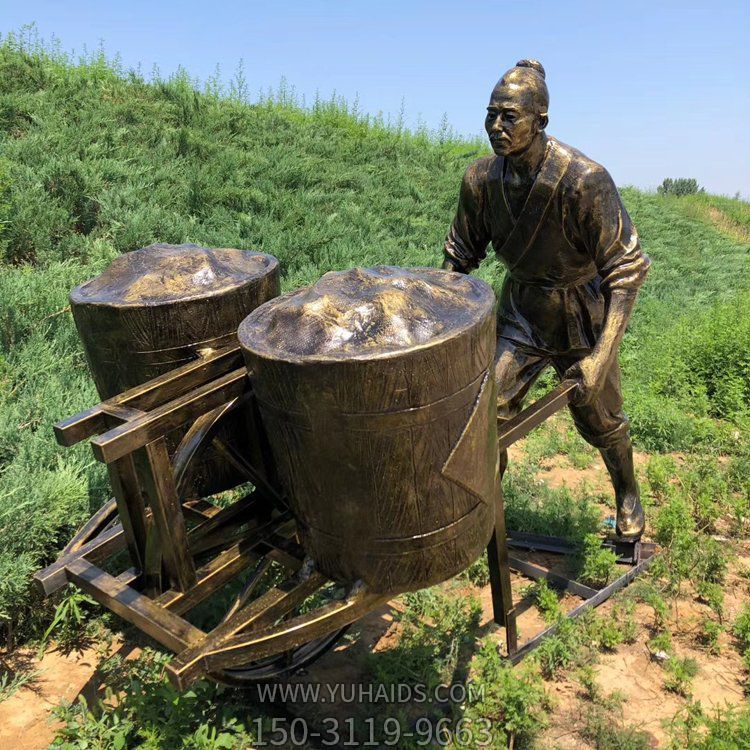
top-left (70, 243), bottom-right (280, 495)
top-left (443, 60), bottom-right (650, 538)
top-left (239, 266), bottom-right (499, 594)
top-left (70, 244), bottom-right (279, 397)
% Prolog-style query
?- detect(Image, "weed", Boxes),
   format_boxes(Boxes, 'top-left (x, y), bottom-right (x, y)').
top-left (522, 578), bottom-right (561, 623)
top-left (695, 580), bottom-right (724, 619)
top-left (39, 585), bottom-right (97, 655)
top-left (698, 617), bottom-right (722, 654)
top-left (534, 617), bottom-right (586, 679)
top-left (576, 663), bottom-right (602, 703)
top-left (578, 533), bottom-right (619, 587)
top-left (368, 588), bottom-right (481, 692)
top-left (646, 454), bottom-right (678, 501)
top-left (648, 630), bottom-right (674, 657)
top-left (580, 703), bottom-right (652, 750)
top-left (452, 640), bottom-right (549, 750)
top-left (612, 600), bottom-right (639, 644)
top-left (0, 663), bottom-right (40, 703)
top-left (668, 701), bottom-right (750, 749)
top-left (663, 656), bottom-right (699, 697)
top-left (627, 580), bottom-right (670, 631)
top-left (50, 648), bottom-right (255, 749)
top-left (585, 611), bottom-right (625, 651)
top-left (733, 603), bottom-right (750, 654)
top-left (462, 553), bottom-right (489, 587)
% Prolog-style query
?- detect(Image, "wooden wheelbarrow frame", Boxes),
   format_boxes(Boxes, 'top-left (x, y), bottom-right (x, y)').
top-left (34, 345), bottom-right (654, 689)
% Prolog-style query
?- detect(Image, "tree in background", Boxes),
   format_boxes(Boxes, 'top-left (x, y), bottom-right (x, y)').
top-left (658, 178), bottom-right (704, 196)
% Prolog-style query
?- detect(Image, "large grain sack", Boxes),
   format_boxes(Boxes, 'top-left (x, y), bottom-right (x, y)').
top-left (239, 266), bottom-right (498, 594)
top-left (70, 243), bottom-right (280, 494)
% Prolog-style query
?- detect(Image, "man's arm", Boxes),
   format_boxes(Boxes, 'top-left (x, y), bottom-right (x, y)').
top-left (442, 161), bottom-right (491, 273)
top-left (564, 168), bottom-right (650, 404)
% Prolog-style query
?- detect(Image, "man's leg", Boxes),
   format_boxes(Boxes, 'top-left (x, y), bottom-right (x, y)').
top-left (495, 338), bottom-right (549, 476)
top-left (554, 355), bottom-right (644, 538)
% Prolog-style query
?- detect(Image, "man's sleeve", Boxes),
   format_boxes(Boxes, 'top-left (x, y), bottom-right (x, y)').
top-left (444, 162), bottom-right (491, 273)
top-left (570, 167), bottom-right (651, 294)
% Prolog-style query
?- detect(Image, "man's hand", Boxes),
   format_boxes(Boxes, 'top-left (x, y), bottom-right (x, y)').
top-left (441, 257), bottom-right (465, 273)
top-left (564, 354), bottom-right (609, 406)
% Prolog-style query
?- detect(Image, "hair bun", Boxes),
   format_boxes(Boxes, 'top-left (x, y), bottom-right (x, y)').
top-left (515, 59), bottom-right (546, 79)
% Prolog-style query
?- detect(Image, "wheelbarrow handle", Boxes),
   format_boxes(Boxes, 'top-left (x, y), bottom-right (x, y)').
top-left (496, 379), bottom-right (578, 450)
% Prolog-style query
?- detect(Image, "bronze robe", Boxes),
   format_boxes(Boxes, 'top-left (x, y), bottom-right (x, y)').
top-left (444, 137), bottom-right (650, 355)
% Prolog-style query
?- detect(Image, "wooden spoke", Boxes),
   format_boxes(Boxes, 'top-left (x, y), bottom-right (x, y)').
top-left (173, 402), bottom-right (239, 498)
top-left (222, 558), bottom-right (273, 622)
top-left (61, 499), bottom-right (119, 555)
top-left (167, 566), bottom-right (327, 688)
top-left (156, 535), bottom-right (269, 615)
top-left (170, 586), bottom-right (387, 690)
top-left (210, 437), bottom-right (286, 507)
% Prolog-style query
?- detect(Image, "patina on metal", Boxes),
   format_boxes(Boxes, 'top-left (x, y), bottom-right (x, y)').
top-left (239, 266), bottom-right (501, 594)
top-left (37, 259), bottom-right (656, 688)
top-left (443, 59), bottom-right (650, 538)
top-left (69, 243), bottom-right (280, 495)
top-left (70, 243), bottom-right (280, 396)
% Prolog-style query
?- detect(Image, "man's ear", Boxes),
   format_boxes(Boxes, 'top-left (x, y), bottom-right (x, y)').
top-left (538, 113), bottom-right (549, 131)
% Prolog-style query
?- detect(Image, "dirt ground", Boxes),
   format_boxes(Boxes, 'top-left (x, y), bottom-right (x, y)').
top-left (1, 442), bottom-right (747, 750)
top-left (0, 640), bottom-right (122, 750)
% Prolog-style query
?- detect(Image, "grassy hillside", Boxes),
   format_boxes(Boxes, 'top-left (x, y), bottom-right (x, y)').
top-left (1, 30), bottom-right (750, 748)
top-left (1, 25), bottom-right (749, 636)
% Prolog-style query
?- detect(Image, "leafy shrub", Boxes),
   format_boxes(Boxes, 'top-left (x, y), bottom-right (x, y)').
top-left (648, 631), bottom-right (673, 656)
top-left (668, 701), bottom-right (750, 749)
top-left (698, 617), bottom-right (722, 654)
top-left (657, 178), bottom-right (704, 196)
top-left (578, 533), bottom-right (618, 588)
top-left (627, 580), bottom-right (669, 631)
top-left (454, 641), bottom-right (549, 750)
top-left (534, 618), bottom-right (586, 679)
top-left (696, 581), bottom-right (725, 619)
top-left (462, 553), bottom-right (489, 587)
top-left (50, 648), bottom-right (255, 749)
top-left (663, 656), bottom-right (699, 697)
top-left (646, 454), bottom-right (677, 500)
top-left (522, 578), bottom-right (561, 623)
top-left (585, 612), bottom-right (625, 651)
top-left (612, 600), bottom-right (639, 644)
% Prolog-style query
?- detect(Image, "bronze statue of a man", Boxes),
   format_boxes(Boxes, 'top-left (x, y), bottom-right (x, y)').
top-left (442, 59), bottom-right (650, 538)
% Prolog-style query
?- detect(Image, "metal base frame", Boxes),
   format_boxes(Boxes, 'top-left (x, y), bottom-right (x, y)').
top-left (486, 529), bottom-right (658, 662)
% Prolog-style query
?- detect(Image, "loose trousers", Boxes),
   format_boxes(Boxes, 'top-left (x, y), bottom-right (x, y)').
top-left (495, 336), bottom-right (631, 451)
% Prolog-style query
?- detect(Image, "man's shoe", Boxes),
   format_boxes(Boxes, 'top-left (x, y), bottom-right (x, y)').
top-left (616, 494), bottom-right (645, 538)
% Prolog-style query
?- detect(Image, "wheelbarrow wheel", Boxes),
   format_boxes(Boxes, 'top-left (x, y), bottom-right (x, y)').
top-left (172, 401), bottom-right (351, 685)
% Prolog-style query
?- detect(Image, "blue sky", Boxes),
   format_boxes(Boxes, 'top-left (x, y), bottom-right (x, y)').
top-left (2, 1), bottom-right (748, 197)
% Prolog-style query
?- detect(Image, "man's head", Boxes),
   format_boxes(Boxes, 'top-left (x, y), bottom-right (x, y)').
top-left (486, 59), bottom-right (549, 157)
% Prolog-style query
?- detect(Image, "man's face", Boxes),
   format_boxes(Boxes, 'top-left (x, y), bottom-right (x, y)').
top-left (485, 84), bottom-right (542, 157)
